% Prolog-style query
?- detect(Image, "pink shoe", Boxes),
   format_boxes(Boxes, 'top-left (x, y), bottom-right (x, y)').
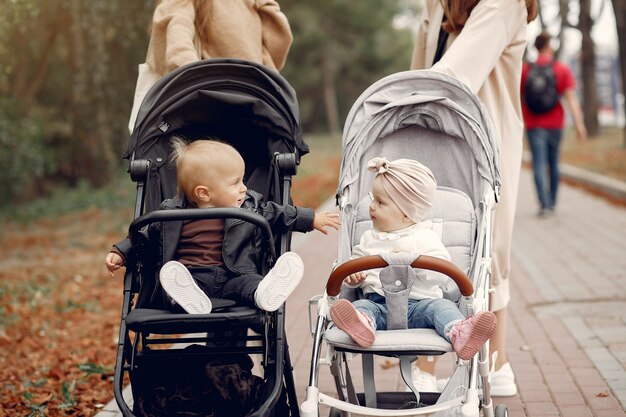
top-left (448, 311), bottom-right (497, 360)
top-left (330, 299), bottom-right (376, 348)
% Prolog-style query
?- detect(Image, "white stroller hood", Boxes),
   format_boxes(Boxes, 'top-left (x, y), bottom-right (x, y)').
top-left (338, 70), bottom-right (500, 209)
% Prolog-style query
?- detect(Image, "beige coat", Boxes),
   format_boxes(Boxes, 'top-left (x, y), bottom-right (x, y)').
top-left (146, 0), bottom-right (293, 77)
top-left (411, 0), bottom-right (529, 311)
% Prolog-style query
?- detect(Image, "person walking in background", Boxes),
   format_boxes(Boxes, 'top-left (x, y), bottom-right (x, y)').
top-left (409, 0), bottom-right (538, 396)
top-left (521, 32), bottom-right (587, 217)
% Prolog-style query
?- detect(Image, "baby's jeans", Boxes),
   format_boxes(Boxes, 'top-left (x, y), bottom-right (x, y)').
top-left (353, 293), bottom-right (464, 341)
top-left (188, 265), bottom-right (263, 307)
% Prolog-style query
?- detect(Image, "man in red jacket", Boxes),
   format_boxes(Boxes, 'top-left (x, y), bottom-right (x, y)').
top-left (521, 32), bottom-right (586, 217)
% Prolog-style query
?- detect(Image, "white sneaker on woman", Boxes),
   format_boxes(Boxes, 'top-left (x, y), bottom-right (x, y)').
top-left (409, 367), bottom-right (438, 392)
top-left (490, 362), bottom-right (517, 396)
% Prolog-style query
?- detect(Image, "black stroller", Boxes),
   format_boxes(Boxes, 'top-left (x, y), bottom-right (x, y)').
top-left (113, 59), bottom-right (307, 417)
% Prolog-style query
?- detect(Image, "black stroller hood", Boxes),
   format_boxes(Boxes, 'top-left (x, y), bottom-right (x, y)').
top-left (125, 58), bottom-right (308, 160)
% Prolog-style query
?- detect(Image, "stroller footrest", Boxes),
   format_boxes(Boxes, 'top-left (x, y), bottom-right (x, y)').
top-left (126, 306), bottom-right (261, 333)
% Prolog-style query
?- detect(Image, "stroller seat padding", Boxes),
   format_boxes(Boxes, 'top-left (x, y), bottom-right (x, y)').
top-left (126, 304), bottom-right (261, 334)
top-left (325, 326), bottom-right (453, 353)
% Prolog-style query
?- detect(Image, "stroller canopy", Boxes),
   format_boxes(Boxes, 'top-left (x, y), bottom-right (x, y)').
top-left (125, 59), bottom-right (307, 160)
top-left (124, 59), bottom-right (307, 212)
top-left (338, 70), bottom-right (500, 207)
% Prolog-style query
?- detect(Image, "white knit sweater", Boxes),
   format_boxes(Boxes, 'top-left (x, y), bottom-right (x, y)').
top-left (350, 222), bottom-right (452, 300)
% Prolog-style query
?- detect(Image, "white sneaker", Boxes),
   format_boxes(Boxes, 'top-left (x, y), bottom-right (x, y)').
top-left (490, 362), bottom-right (517, 396)
top-left (408, 367), bottom-right (438, 392)
top-left (254, 252), bottom-right (304, 312)
top-left (436, 376), bottom-right (449, 392)
top-left (159, 261), bottom-right (212, 314)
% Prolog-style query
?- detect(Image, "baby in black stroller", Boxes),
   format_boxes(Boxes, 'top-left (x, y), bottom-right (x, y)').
top-left (106, 137), bottom-right (339, 314)
top-left (112, 58), bottom-right (329, 417)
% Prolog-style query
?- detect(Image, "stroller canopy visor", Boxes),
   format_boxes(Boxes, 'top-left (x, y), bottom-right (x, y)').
top-left (339, 70), bottom-right (500, 202)
top-left (125, 59), bottom-right (307, 160)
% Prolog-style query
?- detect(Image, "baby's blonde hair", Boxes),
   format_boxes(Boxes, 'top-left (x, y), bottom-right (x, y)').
top-left (170, 137), bottom-right (242, 205)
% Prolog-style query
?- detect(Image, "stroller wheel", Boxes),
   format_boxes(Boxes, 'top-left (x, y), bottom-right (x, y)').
top-left (495, 404), bottom-right (508, 417)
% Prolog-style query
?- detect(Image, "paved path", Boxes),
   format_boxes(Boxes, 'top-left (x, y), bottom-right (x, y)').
top-left (97, 167), bottom-right (626, 417)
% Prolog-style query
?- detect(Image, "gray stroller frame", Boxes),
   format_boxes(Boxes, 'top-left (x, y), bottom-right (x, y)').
top-left (300, 70), bottom-right (509, 417)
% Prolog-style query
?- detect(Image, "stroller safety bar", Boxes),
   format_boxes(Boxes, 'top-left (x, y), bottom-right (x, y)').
top-left (128, 208), bottom-right (276, 261)
top-left (325, 255), bottom-right (474, 297)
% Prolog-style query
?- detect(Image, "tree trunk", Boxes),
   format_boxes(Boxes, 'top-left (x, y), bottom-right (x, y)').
top-left (556, 0), bottom-right (569, 58)
top-left (612, 0), bottom-right (626, 147)
top-left (69, 1), bottom-right (114, 186)
top-left (321, 48), bottom-right (340, 134)
top-left (579, 0), bottom-right (600, 137)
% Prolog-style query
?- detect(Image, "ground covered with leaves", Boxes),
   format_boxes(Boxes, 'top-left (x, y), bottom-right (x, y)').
top-left (0, 207), bottom-right (132, 416)
top-left (0, 129), bottom-right (623, 416)
top-left (0, 134), bottom-right (341, 417)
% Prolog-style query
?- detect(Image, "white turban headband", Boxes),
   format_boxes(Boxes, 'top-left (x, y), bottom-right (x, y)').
top-left (367, 157), bottom-right (437, 224)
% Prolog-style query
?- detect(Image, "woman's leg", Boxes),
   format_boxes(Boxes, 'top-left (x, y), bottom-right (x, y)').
top-left (491, 306), bottom-right (508, 369)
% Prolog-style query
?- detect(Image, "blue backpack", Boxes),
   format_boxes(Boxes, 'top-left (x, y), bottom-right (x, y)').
top-left (524, 62), bottom-right (559, 114)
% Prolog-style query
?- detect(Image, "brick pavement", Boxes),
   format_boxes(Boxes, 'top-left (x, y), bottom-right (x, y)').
top-left (97, 167), bottom-right (626, 416)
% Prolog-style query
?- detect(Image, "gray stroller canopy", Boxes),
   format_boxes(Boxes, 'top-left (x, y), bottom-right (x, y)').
top-left (338, 70), bottom-right (500, 207)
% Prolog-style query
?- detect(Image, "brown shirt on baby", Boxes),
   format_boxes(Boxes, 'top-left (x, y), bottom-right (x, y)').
top-left (176, 218), bottom-right (225, 267)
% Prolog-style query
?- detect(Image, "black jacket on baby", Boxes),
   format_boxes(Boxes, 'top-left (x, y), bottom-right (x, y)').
top-left (112, 190), bottom-right (314, 306)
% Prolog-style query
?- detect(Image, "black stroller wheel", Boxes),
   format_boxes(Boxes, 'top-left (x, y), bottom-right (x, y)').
top-left (495, 404), bottom-right (508, 417)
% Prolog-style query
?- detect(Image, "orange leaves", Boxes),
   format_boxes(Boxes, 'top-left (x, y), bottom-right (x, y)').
top-left (0, 208), bottom-right (125, 416)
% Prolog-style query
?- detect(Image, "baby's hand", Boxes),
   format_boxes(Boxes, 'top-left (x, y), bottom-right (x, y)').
top-left (344, 271), bottom-right (366, 286)
top-left (312, 211), bottom-right (340, 235)
top-left (105, 252), bottom-right (125, 277)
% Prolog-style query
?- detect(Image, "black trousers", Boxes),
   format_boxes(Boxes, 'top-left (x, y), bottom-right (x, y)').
top-left (189, 265), bottom-right (263, 307)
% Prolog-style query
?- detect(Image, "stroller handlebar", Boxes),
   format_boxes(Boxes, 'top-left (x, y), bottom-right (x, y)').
top-left (128, 208), bottom-right (276, 260)
top-left (325, 255), bottom-right (474, 297)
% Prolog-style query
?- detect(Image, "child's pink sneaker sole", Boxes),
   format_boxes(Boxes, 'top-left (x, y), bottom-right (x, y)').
top-left (330, 299), bottom-right (376, 348)
top-left (453, 311), bottom-right (497, 360)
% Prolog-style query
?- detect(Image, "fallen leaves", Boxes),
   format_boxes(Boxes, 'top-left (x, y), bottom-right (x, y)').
top-left (0, 209), bottom-right (127, 417)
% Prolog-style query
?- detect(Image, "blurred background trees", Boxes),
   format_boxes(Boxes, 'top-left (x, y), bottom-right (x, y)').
top-left (0, 0), bottom-right (153, 203)
top-left (280, 0), bottom-right (418, 134)
top-left (0, 0), bottom-right (622, 207)
top-left (0, 0), bottom-right (418, 206)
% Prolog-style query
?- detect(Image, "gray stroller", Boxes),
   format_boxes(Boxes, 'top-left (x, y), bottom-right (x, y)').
top-left (300, 70), bottom-right (509, 417)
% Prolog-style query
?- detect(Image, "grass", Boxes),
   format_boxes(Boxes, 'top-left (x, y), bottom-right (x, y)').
top-left (560, 125), bottom-right (626, 183)
top-left (0, 170), bottom-right (135, 224)
top-left (0, 133), bottom-right (343, 225)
